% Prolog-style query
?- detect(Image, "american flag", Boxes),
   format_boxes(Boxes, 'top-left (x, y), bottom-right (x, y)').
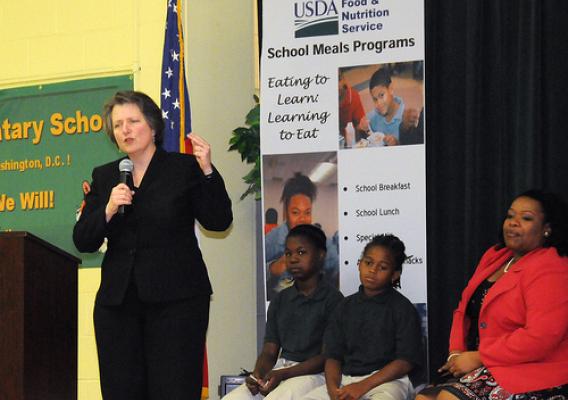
top-left (160, 4), bottom-right (208, 398)
top-left (160, 0), bottom-right (192, 154)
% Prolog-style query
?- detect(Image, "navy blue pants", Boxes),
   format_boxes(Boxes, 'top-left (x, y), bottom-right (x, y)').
top-left (94, 282), bottom-right (210, 400)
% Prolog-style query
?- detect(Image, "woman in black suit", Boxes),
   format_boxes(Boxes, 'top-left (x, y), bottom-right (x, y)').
top-left (73, 91), bottom-right (232, 399)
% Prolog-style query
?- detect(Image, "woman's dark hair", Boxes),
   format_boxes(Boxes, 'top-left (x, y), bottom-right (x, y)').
top-left (280, 172), bottom-right (317, 215)
top-left (287, 224), bottom-right (327, 253)
top-left (498, 189), bottom-right (568, 256)
top-left (362, 234), bottom-right (407, 288)
top-left (102, 91), bottom-right (165, 147)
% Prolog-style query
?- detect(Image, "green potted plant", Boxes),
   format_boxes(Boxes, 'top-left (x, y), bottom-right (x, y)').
top-left (228, 95), bottom-right (261, 200)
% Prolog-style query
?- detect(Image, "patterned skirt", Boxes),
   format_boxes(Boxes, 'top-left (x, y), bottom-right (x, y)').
top-left (442, 367), bottom-right (568, 400)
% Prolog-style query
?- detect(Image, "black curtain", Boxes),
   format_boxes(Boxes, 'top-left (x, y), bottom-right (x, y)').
top-left (425, 0), bottom-right (568, 378)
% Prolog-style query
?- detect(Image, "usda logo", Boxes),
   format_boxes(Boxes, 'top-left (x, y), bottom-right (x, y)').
top-left (294, 0), bottom-right (338, 38)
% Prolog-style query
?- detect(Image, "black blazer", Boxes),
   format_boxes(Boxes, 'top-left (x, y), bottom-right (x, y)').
top-left (73, 148), bottom-right (233, 305)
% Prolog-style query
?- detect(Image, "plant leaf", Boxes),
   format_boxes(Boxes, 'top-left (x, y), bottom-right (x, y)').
top-left (227, 97), bottom-right (262, 200)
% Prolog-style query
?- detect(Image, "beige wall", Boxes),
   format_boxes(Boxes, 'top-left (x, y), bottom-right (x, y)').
top-left (0, 1), bottom-right (258, 399)
top-left (185, 2), bottom-right (259, 399)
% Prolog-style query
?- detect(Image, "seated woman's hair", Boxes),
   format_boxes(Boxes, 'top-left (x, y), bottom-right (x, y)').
top-left (363, 234), bottom-right (407, 288)
top-left (287, 224), bottom-right (327, 253)
top-left (498, 189), bottom-right (568, 256)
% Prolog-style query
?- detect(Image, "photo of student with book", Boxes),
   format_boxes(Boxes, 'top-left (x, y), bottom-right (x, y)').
top-left (223, 224), bottom-right (344, 400)
top-left (304, 234), bottom-right (423, 400)
top-left (338, 62), bottom-right (424, 149)
top-left (365, 67), bottom-right (421, 147)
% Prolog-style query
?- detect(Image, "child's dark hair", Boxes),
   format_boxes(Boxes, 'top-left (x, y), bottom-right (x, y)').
top-left (287, 224), bottom-right (327, 253)
top-left (369, 67), bottom-right (392, 91)
top-left (280, 172), bottom-right (317, 215)
top-left (265, 208), bottom-right (278, 225)
top-left (362, 234), bottom-right (406, 288)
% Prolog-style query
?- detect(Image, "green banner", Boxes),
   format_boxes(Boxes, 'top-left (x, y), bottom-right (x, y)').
top-left (0, 75), bottom-right (133, 267)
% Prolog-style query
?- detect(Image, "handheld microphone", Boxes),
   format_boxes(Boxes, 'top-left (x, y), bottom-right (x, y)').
top-left (118, 159), bottom-right (134, 215)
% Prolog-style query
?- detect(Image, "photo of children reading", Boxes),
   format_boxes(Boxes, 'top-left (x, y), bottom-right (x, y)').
top-left (263, 152), bottom-right (339, 301)
top-left (338, 61), bottom-right (424, 149)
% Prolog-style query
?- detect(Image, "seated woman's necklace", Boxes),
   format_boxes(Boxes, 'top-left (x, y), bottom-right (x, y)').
top-left (503, 256), bottom-right (519, 273)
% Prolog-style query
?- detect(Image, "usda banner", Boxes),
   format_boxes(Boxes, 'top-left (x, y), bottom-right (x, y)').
top-left (260, 0), bottom-right (427, 347)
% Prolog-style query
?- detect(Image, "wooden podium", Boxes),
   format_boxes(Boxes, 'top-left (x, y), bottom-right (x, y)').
top-left (0, 231), bottom-right (80, 400)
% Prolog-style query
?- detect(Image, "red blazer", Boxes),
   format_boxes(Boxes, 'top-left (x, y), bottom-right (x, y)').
top-left (449, 245), bottom-right (568, 393)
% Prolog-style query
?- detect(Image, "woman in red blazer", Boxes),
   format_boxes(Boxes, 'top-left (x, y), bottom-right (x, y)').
top-left (73, 91), bottom-right (232, 399)
top-left (434, 190), bottom-right (568, 400)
